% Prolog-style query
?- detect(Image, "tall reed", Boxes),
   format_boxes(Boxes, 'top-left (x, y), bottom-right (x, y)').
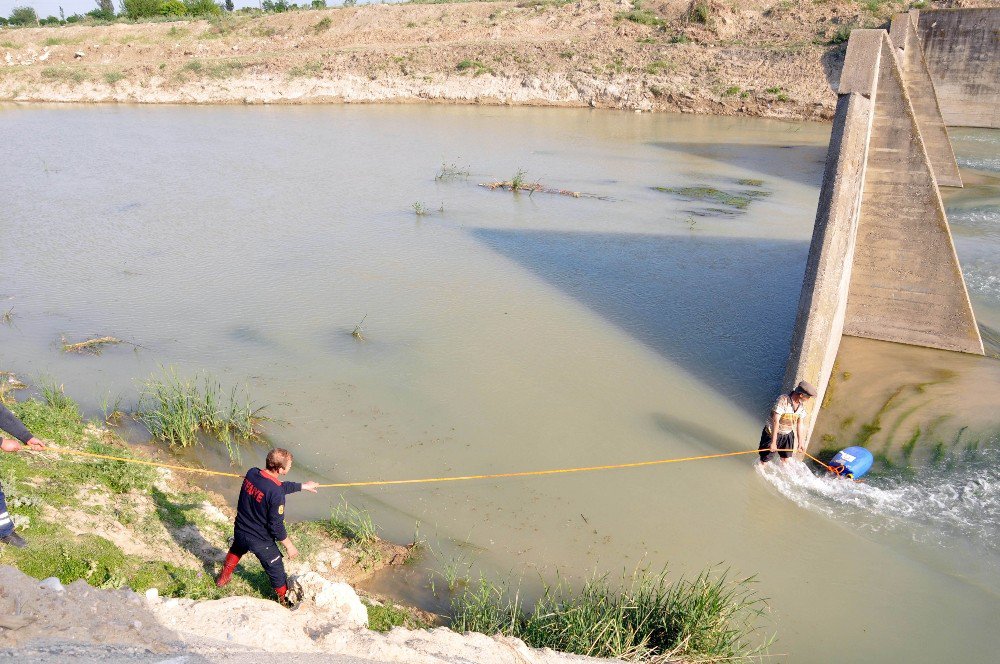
top-left (137, 369), bottom-right (268, 462)
top-left (451, 567), bottom-right (770, 662)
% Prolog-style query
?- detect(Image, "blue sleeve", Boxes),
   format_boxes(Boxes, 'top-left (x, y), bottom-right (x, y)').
top-left (282, 481), bottom-right (301, 495)
top-left (267, 495), bottom-right (288, 542)
top-left (0, 404), bottom-right (34, 443)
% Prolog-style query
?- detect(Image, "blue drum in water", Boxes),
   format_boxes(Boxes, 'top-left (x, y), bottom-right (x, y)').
top-left (829, 446), bottom-right (874, 479)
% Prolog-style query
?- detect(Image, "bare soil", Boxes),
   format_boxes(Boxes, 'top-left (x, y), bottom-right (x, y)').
top-left (2, 1), bottom-right (988, 120)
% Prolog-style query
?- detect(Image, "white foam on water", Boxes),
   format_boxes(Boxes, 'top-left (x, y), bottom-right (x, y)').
top-left (963, 259), bottom-right (1000, 304)
top-left (957, 156), bottom-right (1000, 172)
top-left (949, 206), bottom-right (1000, 231)
top-left (756, 449), bottom-right (1000, 555)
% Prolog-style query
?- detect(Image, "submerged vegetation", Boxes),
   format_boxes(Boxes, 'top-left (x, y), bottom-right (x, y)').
top-left (655, 183), bottom-right (771, 211)
top-left (451, 567), bottom-right (770, 661)
top-left (61, 335), bottom-right (123, 355)
top-left (137, 369), bottom-right (268, 462)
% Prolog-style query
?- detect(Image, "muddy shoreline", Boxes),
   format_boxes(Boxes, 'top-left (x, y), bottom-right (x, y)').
top-left (0, 0), bottom-right (881, 120)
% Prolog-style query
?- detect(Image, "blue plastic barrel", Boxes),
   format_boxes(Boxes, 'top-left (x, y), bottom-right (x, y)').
top-left (829, 446), bottom-right (874, 479)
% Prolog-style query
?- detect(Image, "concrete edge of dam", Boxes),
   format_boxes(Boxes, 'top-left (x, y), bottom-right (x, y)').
top-left (783, 10), bottom-right (995, 446)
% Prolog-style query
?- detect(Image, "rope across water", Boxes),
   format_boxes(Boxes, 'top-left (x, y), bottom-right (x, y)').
top-left (31, 445), bottom-right (837, 487)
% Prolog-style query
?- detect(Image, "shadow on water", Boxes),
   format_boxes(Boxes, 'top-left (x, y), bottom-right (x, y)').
top-left (648, 142), bottom-right (828, 187)
top-left (471, 229), bottom-right (809, 416)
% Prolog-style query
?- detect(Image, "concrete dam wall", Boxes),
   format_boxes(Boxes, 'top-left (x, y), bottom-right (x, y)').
top-left (917, 8), bottom-right (1000, 129)
top-left (783, 10), bottom-right (993, 446)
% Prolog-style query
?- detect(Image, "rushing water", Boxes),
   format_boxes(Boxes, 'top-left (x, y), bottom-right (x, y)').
top-left (1, 104), bottom-right (998, 662)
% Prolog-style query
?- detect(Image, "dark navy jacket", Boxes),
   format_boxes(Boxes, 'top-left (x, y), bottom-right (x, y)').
top-left (234, 468), bottom-right (301, 544)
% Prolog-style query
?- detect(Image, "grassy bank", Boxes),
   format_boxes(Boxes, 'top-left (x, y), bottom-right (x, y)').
top-left (1, 382), bottom-right (770, 658)
top-left (0, 383), bottom-right (423, 631)
top-left (451, 568), bottom-right (771, 662)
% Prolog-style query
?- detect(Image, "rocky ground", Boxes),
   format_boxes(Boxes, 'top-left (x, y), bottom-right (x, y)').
top-left (2, 0), bottom-right (989, 120)
top-left (0, 565), bottom-right (607, 663)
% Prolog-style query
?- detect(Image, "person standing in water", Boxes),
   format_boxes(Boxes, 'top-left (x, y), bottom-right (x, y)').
top-left (758, 381), bottom-right (817, 463)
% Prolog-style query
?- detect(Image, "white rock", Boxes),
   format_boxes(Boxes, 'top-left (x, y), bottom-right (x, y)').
top-left (38, 577), bottom-right (64, 592)
top-left (145, 587), bottom-right (159, 602)
top-left (287, 572), bottom-right (367, 628)
top-left (74, 51), bottom-right (85, 59)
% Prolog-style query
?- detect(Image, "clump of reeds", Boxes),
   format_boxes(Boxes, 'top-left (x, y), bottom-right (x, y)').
top-left (61, 335), bottom-right (123, 355)
top-left (329, 497), bottom-right (382, 570)
top-left (137, 369), bottom-right (268, 462)
top-left (451, 567), bottom-right (771, 662)
top-left (352, 314), bottom-right (367, 342)
top-left (435, 160), bottom-right (470, 181)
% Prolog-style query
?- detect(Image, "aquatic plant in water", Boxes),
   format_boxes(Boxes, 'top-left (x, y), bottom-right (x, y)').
top-left (450, 567), bottom-right (770, 661)
top-left (137, 369), bottom-right (268, 462)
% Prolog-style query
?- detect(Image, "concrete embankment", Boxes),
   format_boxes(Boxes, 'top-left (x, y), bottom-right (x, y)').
top-left (783, 8), bottom-right (994, 441)
top-left (918, 7), bottom-right (1000, 129)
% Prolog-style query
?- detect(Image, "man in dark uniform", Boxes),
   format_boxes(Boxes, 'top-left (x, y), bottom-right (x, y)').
top-left (0, 403), bottom-right (46, 548)
top-left (215, 448), bottom-right (317, 605)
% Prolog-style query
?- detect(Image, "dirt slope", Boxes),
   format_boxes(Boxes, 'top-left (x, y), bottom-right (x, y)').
top-left (2, 0), bottom-right (982, 119)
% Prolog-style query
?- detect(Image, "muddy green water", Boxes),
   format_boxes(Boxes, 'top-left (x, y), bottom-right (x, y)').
top-left (1, 105), bottom-right (997, 662)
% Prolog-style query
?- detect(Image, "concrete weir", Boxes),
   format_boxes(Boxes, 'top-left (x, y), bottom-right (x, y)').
top-left (784, 18), bottom-right (988, 443)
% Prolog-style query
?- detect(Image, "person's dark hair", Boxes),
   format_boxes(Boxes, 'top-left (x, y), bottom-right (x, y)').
top-left (265, 448), bottom-right (293, 472)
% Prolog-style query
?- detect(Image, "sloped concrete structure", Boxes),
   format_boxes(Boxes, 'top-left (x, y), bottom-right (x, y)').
top-left (783, 27), bottom-right (984, 443)
top-left (890, 11), bottom-right (962, 187)
top-left (917, 8), bottom-right (1000, 129)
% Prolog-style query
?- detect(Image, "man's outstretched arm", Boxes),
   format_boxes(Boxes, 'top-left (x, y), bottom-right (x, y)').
top-left (0, 403), bottom-right (45, 452)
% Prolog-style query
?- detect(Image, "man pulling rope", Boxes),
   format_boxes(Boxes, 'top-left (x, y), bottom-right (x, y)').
top-left (0, 403), bottom-right (47, 548)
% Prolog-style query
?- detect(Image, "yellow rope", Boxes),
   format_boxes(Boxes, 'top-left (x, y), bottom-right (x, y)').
top-left (29, 445), bottom-right (834, 488)
top-left (41, 446), bottom-right (244, 478)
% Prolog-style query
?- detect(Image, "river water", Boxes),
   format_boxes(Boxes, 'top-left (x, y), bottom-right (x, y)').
top-left (1, 104), bottom-right (997, 662)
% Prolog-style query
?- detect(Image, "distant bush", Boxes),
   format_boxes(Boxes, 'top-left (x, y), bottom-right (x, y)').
top-left (343, 0), bottom-right (357, 6)
top-left (86, 8), bottom-right (116, 21)
top-left (261, 0), bottom-right (290, 12)
top-left (160, 0), bottom-right (188, 16)
top-left (311, 0), bottom-right (327, 7)
top-left (8, 6), bottom-right (38, 25)
top-left (39, 15), bottom-right (62, 25)
top-left (0, 17), bottom-right (8, 26)
top-left (185, 0), bottom-right (222, 16)
top-left (121, 0), bottom-right (163, 19)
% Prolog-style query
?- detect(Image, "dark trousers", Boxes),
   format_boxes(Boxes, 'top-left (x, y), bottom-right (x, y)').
top-left (758, 427), bottom-right (795, 462)
top-left (229, 531), bottom-right (286, 590)
top-left (0, 485), bottom-right (12, 537)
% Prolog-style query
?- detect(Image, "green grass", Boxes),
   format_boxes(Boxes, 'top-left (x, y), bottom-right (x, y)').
top-left (688, 0), bottom-right (712, 25)
top-left (205, 60), bottom-right (245, 79)
top-left (41, 67), bottom-right (88, 84)
top-left (329, 497), bottom-right (383, 570)
top-left (654, 185), bottom-right (771, 210)
top-left (104, 71), bottom-right (125, 85)
top-left (456, 59), bottom-right (493, 76)
top-left (136, 369), bottom-right (268, 462)
top-left (365, 599), bottom-right (429, 631)
top-left (288, 60), bottom-right (323, 78)
top-left (615, 8), bottom-right (664, 28)
top-left (644, 60), bottom-right (673, 75)
top-left (737, 178), bottom-right (764, 187)
top-left (313, 16), bottom-right (332, 33)
top-left (451, 567), bottom-right (770, 661)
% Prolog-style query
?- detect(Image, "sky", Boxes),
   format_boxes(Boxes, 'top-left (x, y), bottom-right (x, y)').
top-left (1, 0), bottom-right (364, 20)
